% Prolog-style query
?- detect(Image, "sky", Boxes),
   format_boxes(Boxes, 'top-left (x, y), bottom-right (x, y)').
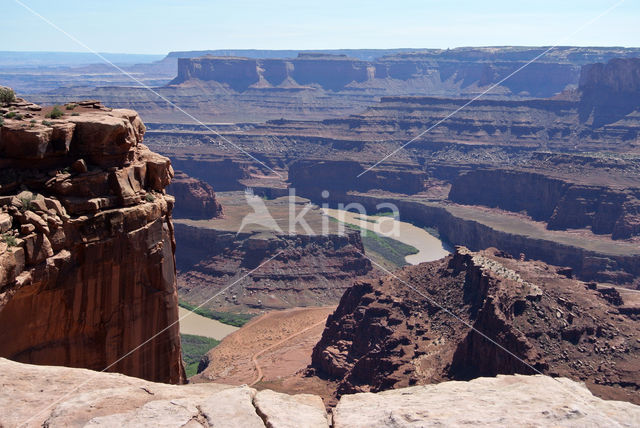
top-left (1, 0), bottom-right (639, 54)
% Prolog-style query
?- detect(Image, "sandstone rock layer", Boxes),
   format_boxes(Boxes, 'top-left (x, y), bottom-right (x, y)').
top-left (1, 358), bottom-right (638, 427)
top-left (0, 96), bottom-right (184, 383)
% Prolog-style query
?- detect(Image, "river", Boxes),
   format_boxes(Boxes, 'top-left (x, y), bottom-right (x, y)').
top-left (178, 307), bottom-right (239, 340)
top-left (322, 208), bottom-right (450, 265)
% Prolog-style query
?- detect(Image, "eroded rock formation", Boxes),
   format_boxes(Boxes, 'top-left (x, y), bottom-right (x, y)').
top-left (167, 170), bottom-right (223, 219)
top-left (310, 247), bottom-right (640, 404)
top-left (449, 168), bottom-right (640, 239)
top-left (0, 96), bottom-right (184, 383)
top-left (176, 224), bottom-right (372, 312)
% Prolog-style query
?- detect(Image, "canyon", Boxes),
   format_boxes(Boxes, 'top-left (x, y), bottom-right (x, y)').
top-left (143, 56), bottom-right (640, 288)
top-left (3, 44), bottom-right (640, 426)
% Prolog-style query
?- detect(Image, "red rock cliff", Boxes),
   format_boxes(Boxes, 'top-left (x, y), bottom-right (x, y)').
top-left (0, 95), bottom-right (185, 383)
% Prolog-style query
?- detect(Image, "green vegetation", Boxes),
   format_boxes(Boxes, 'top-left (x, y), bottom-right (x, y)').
top-left (4, 111), bottom-right (16, 119)
top-left (65, 103), bottom-right (77, 110)
top-left (144, 193), bottom-right (156, 202)
top-left (0, 117), bottom-right (4, 126)
top-left (0, 88), bottom-right (15, 105)
top-left (71, 112), bottom-right (80, 116)
top-left (1, 233), bottom-right (18, 247)
top-left (341, 221), bottom-right (418, 267)
top-left (18, 193), bottom-right (35, 212)
top-left (354, 215), bottom-right (377, 223)
top-left (180, 334), bottom-right (220, 378)
top-left (360, 229), bottom-right (418, 267)
top-left (42, 120), bottom-right (53, 127)
top-left (178, 300), bottom-right (254, 327)
top-left (46, 106), bottom-right (64, 119)
top-left (374, 210), bottom-right (398, 217)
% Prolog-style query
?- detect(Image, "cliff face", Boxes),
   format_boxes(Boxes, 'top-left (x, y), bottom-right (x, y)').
top-left (171, 48), bottom-right (640, 97)
top-left (167, 170), bottom-right (223, 220)
top-left (579, 58), bottom-right (640, 126)
top-left (310, 247), bottom-right (640, 403)
top-left (449, 168), bottom-right (640, 239)
top-left (289, 159), bottom-right (427, 196)
top-left (176, 224), bottom-right (372, 312)
top-left (0, 96), bottom-right (184, 383)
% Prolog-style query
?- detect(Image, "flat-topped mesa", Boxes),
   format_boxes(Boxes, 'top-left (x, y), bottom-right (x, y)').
top-left (0, 93), bottom-right (185, 384)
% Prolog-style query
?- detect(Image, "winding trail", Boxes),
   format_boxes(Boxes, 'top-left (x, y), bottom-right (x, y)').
top-left (249, 319), bottom-right (328, 386)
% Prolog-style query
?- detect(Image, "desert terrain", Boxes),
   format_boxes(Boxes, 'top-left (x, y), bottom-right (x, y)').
top-left (2, 6), bottom-right (640, 422)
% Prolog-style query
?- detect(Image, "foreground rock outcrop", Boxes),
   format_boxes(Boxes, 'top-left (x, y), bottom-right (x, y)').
top-left (1, 358), bottom-right (638, 427)
top-left (0, 96), bottom-right (184, 383)
top-left (311, 247), bottom-right (640, 404)
top-left (333, 375), bottom-right (640, 428)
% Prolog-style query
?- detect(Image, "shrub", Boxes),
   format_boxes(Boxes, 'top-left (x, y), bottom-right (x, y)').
top-left (0, 88), bottom-right (15, 105)
top-left (42, 120), bottom-right (53, 127)
top-left (14, 114), bottom-right (22, 120)
top-left (18, 193), bottom-right (35, 212)
top-left (181, 334), bottom-right (220, 378)
top-left (4, 111), bottom-right (16, 119)
top-left (65, 103), bottom-right (77, 110)
top-left (46, 106), bottom-right (64, 119)
top-left (144, 193), bottom-right (156, 202)
top-left (0, 117), bottom-right (3, 126)
top-left (71, 112), bottom-right (79, 116)
top-left (1, 233), bottom-right (18, 247)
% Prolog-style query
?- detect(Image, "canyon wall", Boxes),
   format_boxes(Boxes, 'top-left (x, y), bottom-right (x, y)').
top-left (0, 96), bottom-right (184, 383)
top-left (30, 47), bottom-right (640, 123)
top-left (449, 168), bottom-right (640, 239)
top-left (322, 194), bottom-right (640, 286)
top-left (175, 223), bottom-right (372, 312)
top-left (171, 48), bottom-right (640, 97)
top-left (579, 57), bottom-right (640, 126)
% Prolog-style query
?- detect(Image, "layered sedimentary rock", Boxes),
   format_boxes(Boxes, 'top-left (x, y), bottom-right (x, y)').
top-left (31, 47), bottom-right (640, 123)
top-left (141, 57), bottom-right (640, 287)
top-left (167, 170), bottom-right (223, 219)
top-left (579, 57), bottom-right (640, 127)
top-left (0, 96), bottom-right (184, 383)
top-left (171, 48), bottom-right (640, 97)
top-left (174, 191), bottom-right (373, 312)
top-left (449, 168), bottom-right (640, 239)
top-left (177, 225), bottom-right (372, 311)
top-left (2, 358), bottom-right (638, 427)
top-left (310, 247), bottom-right (640, 404)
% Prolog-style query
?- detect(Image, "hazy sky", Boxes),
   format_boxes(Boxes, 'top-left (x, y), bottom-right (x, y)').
top-left (2, 0), bottom-right (638, 54)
